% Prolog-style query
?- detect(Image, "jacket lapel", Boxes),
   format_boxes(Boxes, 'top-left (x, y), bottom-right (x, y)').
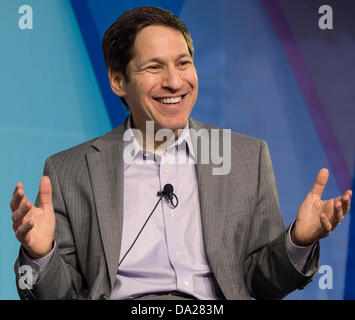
top-left (189, 119), bottom-right (228, 278)
top-left (86, 123), bottom-right (126, 290)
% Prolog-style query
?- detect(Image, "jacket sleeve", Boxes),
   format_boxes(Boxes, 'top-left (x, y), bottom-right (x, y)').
top-left (243, 141), bottom-right (319, 299)
top-left (14, 156), bottom-right (83, 300)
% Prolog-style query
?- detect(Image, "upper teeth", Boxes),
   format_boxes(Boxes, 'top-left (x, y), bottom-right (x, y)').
top-left (158, 96), bottom-right (182, 104)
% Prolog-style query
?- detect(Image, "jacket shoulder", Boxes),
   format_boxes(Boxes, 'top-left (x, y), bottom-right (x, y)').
top-left (189, 118), bottom-right (265, 148)
top-left (45, 125), bottom-right (124, 170)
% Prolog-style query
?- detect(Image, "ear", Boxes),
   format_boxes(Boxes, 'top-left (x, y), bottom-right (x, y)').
top-left (108, 70), bottom-right (127, 97)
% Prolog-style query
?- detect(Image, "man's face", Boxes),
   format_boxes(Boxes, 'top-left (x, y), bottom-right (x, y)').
top-left (111, 25), bottom-right (198, 133)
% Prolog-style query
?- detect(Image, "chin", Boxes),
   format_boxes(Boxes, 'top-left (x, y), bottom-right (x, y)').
top-left (159, 116), bottom-right (189, 131)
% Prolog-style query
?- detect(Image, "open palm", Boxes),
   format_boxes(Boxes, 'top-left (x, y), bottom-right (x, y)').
top-left (292, 168), bottom-right (352, 246)
top-left (11, 177), bottom-right (55, 259)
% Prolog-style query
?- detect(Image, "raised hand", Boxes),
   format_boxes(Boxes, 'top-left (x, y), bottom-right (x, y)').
top-left (10, 176), bottom-right (55, 259)
top-left (291, 168), bottom-right (352, 246)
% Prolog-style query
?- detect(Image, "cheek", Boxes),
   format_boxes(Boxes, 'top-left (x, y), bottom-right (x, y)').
top-left (140, 79), bottom-right (161, 101)
top-left (185, 68), bottom-right (198, 89)
top-left (127, 75), bottom-right (154, 96)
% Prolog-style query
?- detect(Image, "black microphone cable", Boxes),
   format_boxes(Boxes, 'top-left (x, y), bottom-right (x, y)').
top-left (117, 183), bottom-right (179, 269)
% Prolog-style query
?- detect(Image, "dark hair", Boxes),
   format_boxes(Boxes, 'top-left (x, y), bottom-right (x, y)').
top-left (102, 6), bottom-right (194, 109)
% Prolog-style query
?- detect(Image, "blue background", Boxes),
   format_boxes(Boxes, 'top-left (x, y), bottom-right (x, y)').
top-left (0, 0), bottom-right (354, 299)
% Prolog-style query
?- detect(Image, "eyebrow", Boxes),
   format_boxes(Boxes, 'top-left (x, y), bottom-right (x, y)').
top-left (138, 53), bottom-right (192, 68)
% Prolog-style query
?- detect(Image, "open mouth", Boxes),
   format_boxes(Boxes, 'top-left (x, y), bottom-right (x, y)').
top-left (154, 94), bottom-right (187, 105)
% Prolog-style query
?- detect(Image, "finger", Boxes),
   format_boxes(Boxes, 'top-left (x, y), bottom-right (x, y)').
top-left (12, 182), bottom-right (23, 197)
top-left (342, 190), bottom-right (352, 214)
top-left (10, 182), bottom-right (25, 211)
top-left (320, 213), bottom-right (332, 236)
top-left (15, 220), bottom-right (34, 243)
top-left (333, 201), bottom-right (344, 229)
top-left (39, 176), bottom-right (53, 209)
top-left (12, 200), bottom-right (32, 226)
top-left (309, 168), bottom-right (329, 199)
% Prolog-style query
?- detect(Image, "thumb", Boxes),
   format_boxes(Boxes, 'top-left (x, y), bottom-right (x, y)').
top-left (39, 176), bottom-right (53, 209)
top-left (308, 168), bottom-right (329, 198)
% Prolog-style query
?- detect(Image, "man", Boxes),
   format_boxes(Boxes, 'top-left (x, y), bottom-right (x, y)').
top-left (11, 6), bottom-right (352, 300)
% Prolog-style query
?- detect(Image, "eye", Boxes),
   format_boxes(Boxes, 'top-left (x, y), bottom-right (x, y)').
top-left (177, 60), bottom-right (192, 68)
top-left (179, 60), bottom-right (189, 65)
top-left (146, 64), bottom-right (161, 71)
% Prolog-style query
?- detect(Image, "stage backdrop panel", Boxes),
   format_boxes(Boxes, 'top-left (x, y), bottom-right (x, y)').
top-left (0, 0), bottom-right (111, 299)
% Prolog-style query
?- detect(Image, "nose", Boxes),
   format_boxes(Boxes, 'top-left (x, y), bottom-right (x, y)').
top-left (161, 66), bottom-right (183, 91)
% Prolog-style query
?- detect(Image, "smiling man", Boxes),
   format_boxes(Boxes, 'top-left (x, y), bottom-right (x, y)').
top-left (109, 24), bottom-right (198, 136)
top-left (11, 6), bottom-right (351, 300)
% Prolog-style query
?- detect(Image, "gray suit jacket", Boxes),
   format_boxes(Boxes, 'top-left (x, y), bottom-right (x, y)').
top-left (15, 118), bottom-right (319, 300)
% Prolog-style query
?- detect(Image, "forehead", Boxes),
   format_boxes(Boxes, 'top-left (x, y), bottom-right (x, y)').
top-left (132, 25), bottom-right (190, 61)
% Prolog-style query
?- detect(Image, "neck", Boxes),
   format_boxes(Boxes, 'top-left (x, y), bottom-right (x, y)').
top-left (130, 118), bottom-right (182, 154)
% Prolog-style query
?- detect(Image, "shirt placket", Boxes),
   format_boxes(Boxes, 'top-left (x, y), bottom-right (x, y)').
top-left (160, 146), bottom-right (193, 294)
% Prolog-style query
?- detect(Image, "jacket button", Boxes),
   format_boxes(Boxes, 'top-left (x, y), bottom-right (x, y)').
top-left (99, 294), bottom-right (107, 300)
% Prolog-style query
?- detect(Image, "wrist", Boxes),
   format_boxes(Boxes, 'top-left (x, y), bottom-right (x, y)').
top-left (291, 226), bottom-right (314, 247)
top-left (23, 241), bottom-right (54, 260)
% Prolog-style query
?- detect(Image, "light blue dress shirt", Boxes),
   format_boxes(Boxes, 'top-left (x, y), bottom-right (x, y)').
top-left (110, 119), bottom-right (222, 299)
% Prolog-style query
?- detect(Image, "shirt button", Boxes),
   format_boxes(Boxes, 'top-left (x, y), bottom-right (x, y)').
top-left (175, 252), bottom-right (180, 258)
top-left (164, 167), bottom-right (169, 173)
top-left (183, 281), bottom-right (190, 287)
top-left (171, 211), bottom-right (175, 217)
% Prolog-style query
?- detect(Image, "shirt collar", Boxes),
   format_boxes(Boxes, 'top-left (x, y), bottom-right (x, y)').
top-left (123, 115), bottom-right (196, 170)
